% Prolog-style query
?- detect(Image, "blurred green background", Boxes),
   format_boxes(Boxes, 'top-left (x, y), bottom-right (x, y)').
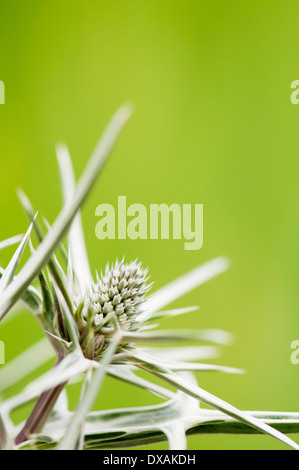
top-left (1, 0), bottom-right (299, 450)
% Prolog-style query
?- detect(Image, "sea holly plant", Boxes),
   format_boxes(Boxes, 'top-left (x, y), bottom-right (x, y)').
top-left (0, 107), bottom-right (299, 450)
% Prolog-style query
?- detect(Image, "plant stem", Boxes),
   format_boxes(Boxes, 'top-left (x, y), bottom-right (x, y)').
top-left (15, 382), bottom-right (66, 445)
top-left (0, 416), bottom-right (8, 450)
top-left (20, 412), bottom-right (299, 450)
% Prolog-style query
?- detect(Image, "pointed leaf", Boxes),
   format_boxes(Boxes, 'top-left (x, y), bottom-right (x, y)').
top-left (0, 105), bottom-right (132, 320)
top-left (107, 365), bottom-right (174, 399)
top-left (0, 217), bottom-right (36, 297)
top-left (0, 267), bottom-right (42, 315)
top-left (139, 306), bottom-right (199, 323)
top-left (145, 257), bottom-right (229, 312)
top-left (121, 329), bottom-right (233, 346)
top-left (25, 351), bottom-right (97, 396)
top-left (0, 235), bottom-right (24, 253)
top-left (152, 369), bottom-right (299, 450)
top-left (56, 144), bottom-right (92, 290)
top-left (143, 345), bottom-right (219, 362)
top-left (0, 339), bottom-right (55, 393)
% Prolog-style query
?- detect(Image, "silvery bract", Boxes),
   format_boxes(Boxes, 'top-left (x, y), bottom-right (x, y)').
top-left (0, 106), bottom-right (299, 450)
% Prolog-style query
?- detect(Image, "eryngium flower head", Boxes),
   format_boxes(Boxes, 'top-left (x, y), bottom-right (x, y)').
top-left (77, 260), bottom-right (150, 359)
